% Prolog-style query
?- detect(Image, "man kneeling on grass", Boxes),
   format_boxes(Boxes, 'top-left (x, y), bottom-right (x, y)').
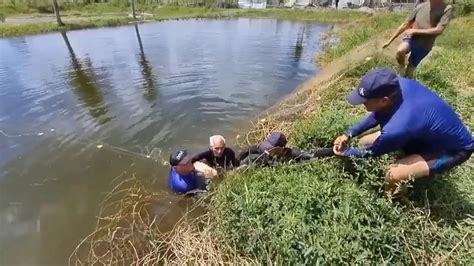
top-left (332, 68), bottom-right (473, 195)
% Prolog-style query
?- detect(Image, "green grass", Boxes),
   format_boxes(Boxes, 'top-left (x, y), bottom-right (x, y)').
top-left (0, 17), bottom-right (134, 37)
top-left (233, 7), bottom-right (369, 22)
top-left (0, 6), bottom-right (230, 37)
top-left (209, 15), bottom-right (474, 264)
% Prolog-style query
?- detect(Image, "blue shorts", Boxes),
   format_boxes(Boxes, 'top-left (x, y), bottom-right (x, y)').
top-left (403, 37), bottom-right (430, 67)
top-left (420, 150), bottom-right (472, 177)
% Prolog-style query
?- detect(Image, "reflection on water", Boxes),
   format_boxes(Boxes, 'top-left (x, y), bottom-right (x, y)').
top-left (135, 24), bottom-right (158, 102)
top-left (294, 26), bottom-right (305, 61)
top-left (0, 18), bottom-right (329, 265)
top-left (61, 31), bottom-right (112, 124)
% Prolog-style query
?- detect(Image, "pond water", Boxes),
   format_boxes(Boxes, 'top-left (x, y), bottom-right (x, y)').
top-left (0, 18), bottom-right (330, 264)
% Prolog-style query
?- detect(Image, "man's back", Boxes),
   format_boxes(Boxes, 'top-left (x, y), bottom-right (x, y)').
top-left (386, 78), bottom-right (473, 153)
top-left (411, 2), bottom-right (453, 51)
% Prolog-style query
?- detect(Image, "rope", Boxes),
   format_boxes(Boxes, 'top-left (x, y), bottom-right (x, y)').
top-left (1, 128), bottom-right (167, 164)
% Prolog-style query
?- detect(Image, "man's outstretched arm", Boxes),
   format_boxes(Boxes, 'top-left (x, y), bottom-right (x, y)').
top-left (337, 131), bottom-right (408, 157)
top-left (346, 112), bottom-right (379, 138)
top-left (334, 113), bottom-right (379, 153)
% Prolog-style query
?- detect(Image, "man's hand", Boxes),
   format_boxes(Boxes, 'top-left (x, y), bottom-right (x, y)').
top-left (333, 145), bottom-right (346, 156)
top-left (382, 40), bottom-right (391, 49)
top-left (333, 134), bottom-right (349, 149)
top-left (333, 134), bottom-right (349, 155)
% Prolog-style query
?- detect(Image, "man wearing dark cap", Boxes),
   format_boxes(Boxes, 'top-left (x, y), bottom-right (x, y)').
top-left (168, 149), bottom-right (208, 194)
top-left (238, 131), bottom-right (334, 166)
top-left (333, 68), bottom-right (473, 194)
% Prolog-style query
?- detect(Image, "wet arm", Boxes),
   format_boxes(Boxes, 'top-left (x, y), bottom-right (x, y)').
top-left (237, 145), bottom-right (259, 161)
top-left (191, 150), bottom-right (210, 163)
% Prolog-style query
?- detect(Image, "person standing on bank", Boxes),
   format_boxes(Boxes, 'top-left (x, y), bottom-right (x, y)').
top-left (382, 0), bottom-right (453, 77)
top-left (332, 68), bottom-right (473, 195)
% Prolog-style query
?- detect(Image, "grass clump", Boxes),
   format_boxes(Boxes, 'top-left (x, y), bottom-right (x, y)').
top-left (237, 8), bottom-right (369, 22)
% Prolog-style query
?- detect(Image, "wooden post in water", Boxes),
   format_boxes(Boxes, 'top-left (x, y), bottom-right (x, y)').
top-left (130, 0), bottom-right (137, 20)
top-left (51, 0), bottom-right (64, 26)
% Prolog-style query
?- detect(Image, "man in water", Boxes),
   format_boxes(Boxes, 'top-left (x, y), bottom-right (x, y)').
top-left (192, 135), bottom-right (239, 176)
top-left (382, 0), bottom-right (453, 77)
top-left (239, 131), bottom-right (334, 166)
top-left (333, 68), bottom-right (472, 195)
top-left (168, 149), bottom-right (208, 194)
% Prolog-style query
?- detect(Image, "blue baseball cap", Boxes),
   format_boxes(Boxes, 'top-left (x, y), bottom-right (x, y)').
top-left (346, 68), bottom-right (400, 105)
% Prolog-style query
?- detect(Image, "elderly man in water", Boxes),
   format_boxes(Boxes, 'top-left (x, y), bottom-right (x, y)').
top-left (191, 135), bottom-right (239, 177)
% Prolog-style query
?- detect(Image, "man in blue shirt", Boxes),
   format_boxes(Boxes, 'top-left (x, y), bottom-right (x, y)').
top-left (333, 68), bottom-right (473, 195)
top-left (168, 149), bottom-right (208, 194)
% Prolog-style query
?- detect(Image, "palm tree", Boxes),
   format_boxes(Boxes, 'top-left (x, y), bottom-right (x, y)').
top-left (51, 0), bottom-right (64, 26)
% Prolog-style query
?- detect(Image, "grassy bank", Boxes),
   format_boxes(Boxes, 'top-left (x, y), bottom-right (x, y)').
top-left (71, 11), bottom-right (473, 264)
top-left (211, 14), bottom-right (474, 264)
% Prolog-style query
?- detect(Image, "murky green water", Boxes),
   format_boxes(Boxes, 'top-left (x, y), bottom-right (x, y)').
top-left (0, 18), bottom-right (330, 265)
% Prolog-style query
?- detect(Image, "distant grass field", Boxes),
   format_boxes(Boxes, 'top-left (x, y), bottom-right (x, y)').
top-left (1, 3), bottom-right (404, 37)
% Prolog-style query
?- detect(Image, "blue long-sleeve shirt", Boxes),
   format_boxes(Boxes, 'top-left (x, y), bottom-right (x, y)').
top-left (343, 78), bottom-right (473, 157)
